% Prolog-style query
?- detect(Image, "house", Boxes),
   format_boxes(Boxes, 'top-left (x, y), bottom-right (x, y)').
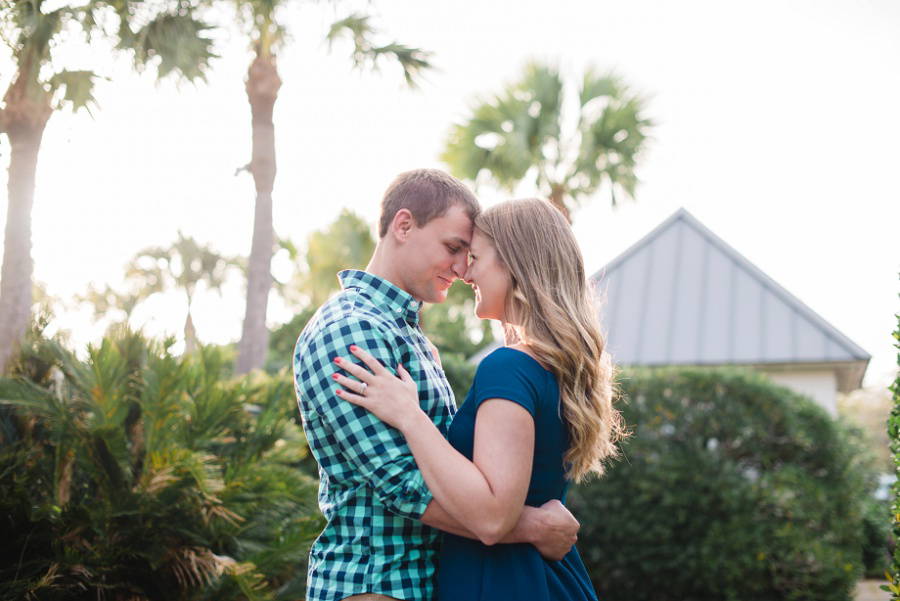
top-left (469, 208), bottom-right (870, 416)
top-left (592, 208), bottom-right (869, 416)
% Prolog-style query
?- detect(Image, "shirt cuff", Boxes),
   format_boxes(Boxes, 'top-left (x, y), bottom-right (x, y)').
top-left (372, 462), bottom-right (434, 520)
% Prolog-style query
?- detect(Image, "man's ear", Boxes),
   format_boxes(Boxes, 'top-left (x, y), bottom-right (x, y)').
top-left (390, 208), bottom-right (415, 243)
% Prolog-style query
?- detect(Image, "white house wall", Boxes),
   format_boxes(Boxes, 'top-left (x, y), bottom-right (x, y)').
top-left (760, 369), bottom-right (838, 416)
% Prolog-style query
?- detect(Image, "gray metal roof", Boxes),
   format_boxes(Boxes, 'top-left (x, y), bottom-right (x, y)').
top-left (591, 208), bottom-right (870, 377)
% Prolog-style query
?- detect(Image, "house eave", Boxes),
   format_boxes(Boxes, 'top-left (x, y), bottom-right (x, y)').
top-left (617, 358), bottom-right (870, 393)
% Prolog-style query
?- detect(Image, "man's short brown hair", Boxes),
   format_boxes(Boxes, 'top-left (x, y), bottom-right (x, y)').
top-left (378, 169), bottom-right (480, 238)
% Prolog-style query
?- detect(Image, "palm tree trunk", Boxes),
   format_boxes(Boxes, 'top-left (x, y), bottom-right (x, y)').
top-left (0, 68), bottom-right (52, 373)
top-left (184, 311), bottom-right (197, 354)
top-left (236, 54), bottom-right (281, 374)
top-left (549, 184), bottom-right (571, 223)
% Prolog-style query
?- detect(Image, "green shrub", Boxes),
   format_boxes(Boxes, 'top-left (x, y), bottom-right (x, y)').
top-left (266, 308), bottom-right (315, 375)
top-left (888, 300), bottom-right (900, 598)
top-left (0, 323), bottom-right (323, 600)
top-left (861, 496), bottom-right (891, 578)
top-left (569, 367), bottom-right (865, 601)
top-left (440, 352), bottom-right (478, 407)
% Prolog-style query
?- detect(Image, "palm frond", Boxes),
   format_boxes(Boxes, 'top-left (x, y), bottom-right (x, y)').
top-left (368, 42), bottom-right (431, 88)
top-left (1, 325), bottom-right (322, 599)
top-left (75, 282), bottom-right (140, 323)
top-left (47, 69), bottom-right (98, 114)
top-left (441, 62), bottom-right (563, 189)
top-left (572, 77), bottom-right (652, 206)
top-left (325, 13), bottom-right (372, 50)
top-left (579, 66), bottom-right (620, 107)
top-left (9, 2), bottom-right (65, 58)
top-left (326, 12), bottom-right (432, 88)
top-left (127, 12), bottom-right (216, 82)
top-left (442, 61), bottom-right (653, 219)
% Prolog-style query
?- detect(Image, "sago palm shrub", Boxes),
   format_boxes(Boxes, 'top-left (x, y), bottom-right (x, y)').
top-left (0, 316), bottom-right (322, 600)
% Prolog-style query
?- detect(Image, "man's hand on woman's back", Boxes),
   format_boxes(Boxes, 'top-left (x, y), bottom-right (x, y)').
top-left (527, 499), bottom-right (580, 561)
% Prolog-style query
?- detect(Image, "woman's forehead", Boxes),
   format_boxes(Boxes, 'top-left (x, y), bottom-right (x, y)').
top-left (471, 229), bottom-right (492, 249)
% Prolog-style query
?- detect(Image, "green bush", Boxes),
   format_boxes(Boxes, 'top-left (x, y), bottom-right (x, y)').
top-left (568, 367), bottom-right (865, 601)
top-left (440, 352), bottom-right (478, 407)
top-left (861, 496), bottom-right (891, 578)
top-left (266, 308), bottom-right (315, 375)
top-left (888, 298), bottom-right (900, 598)
top-left (0, 322), bottom-right (323, 600)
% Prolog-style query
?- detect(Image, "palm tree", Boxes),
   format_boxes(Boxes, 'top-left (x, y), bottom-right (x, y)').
top-left (0, 323), bottom-right (322, 598)
top-left (0, 0), bottom-right (216, 372)
top-left (234, 9), bottom-right (432, 374)
top-left (80, 232), bottom-right (241, 353)
top-left (441, 62), bottom-right (654, 222)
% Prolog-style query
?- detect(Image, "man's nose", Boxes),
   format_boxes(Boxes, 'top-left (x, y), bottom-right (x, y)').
top-left (452, 256), bottom-right (468, 279)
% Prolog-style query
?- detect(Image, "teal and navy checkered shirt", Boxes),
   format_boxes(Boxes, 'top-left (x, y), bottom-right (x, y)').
top-left (293, 269), bottom-right (456, 601)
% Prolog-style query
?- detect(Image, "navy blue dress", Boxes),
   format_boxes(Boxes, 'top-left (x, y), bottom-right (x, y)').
top-left (438, 347), bottom-right (598, 601)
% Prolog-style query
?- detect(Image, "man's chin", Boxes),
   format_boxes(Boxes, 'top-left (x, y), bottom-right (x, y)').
top-left (427, 289), bottom-right (449, 304)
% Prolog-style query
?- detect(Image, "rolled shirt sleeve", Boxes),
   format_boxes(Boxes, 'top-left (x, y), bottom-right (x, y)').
top-left (298, 318), bottom-right (432, 518)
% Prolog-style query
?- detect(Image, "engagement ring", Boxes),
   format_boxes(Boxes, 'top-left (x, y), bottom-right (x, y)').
top-left (360, 382), bottom-right (368, 394)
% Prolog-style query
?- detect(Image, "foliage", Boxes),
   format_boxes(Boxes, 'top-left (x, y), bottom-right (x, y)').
top-left (887, 289), bottom-right (900, 598)
top-left (841, 417), bottom-right (893, 578)
top-left (0, 320), bottom-right (323, 600)
top-left (79, 231), bottom-right (242, 352)
top-left (277, 209), bottom-right (375, 310)
top-left (439, 352), bottom-right (478, 408)
top-left (862, 496), bottom-right (891, 578)
top-left (266, 209), bottom-right (373, 376)
top-left (266, 309), bottom-right (315, 375)
top-left (0, 0), bottom-right (215, 118)
top-left (569, 367), bottom-right (866, 601)
top-left (121, 232), bottom-right (241, 306)
top-left (441, 61), bottom-right (653, 220)
top-left (839, 386), bottom-right (894, 474)
top-left (325, 13), bottom-right (431, 87)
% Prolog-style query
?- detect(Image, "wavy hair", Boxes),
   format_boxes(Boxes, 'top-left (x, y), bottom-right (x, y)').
top-left (475, 198), bottom-right (626, 481)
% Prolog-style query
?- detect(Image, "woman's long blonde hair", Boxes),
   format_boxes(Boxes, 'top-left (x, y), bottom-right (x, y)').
top-left (475, 198), bottom-right (626, 482)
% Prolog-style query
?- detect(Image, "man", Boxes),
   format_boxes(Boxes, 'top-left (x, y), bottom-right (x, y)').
top-left (293, 169), bottom-right (578, 601)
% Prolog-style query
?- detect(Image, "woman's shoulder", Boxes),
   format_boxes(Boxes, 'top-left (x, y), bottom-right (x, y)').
top-left (472, 346), bottom-right (558, 415)
top-left (479, 346), bottom-right (552, 374)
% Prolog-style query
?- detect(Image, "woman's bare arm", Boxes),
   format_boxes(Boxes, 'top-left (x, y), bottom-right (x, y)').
top-left (333, 347), bottom-right (536, 544)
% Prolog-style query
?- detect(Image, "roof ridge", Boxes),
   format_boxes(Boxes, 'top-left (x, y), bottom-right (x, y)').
top-left (592, 208), bottom-right (870, 362)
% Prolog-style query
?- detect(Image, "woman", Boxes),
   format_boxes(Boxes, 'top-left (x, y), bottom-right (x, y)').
top-left (333, 198), bottom-right (625, 600)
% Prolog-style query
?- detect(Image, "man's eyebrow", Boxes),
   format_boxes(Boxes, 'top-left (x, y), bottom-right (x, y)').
top-left (447, 236), bottom-right (470, 249)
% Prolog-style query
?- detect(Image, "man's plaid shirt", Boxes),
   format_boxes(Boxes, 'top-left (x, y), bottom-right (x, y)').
top-left (293, 270), bottom-right (456, 601)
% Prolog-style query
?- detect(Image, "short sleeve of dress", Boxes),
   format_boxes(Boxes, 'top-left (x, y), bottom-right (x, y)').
top-left (471, 348), bottom-right (543, 417)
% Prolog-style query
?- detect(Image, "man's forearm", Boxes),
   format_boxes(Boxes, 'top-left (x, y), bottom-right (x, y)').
top-left (420, 498), bottom-right (578, 561)
top-left (419, 499), bottom-right (538, 544)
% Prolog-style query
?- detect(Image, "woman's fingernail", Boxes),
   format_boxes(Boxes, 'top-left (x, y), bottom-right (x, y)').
top-left (350, 345), bottom-right (358, 351)
top-left (334, 357), bottom-right (341, 364)
top-left (336, 389), bottom-right (342, 395)
top-left (332, 374), bottom-right (338, 380)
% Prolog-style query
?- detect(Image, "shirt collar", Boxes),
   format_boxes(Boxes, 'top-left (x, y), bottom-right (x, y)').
top-left (338, 269), bottom-right (424, 325)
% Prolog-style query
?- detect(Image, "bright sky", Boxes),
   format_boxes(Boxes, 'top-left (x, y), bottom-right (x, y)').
top-left (0, 0), bottom-right (897, 386)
